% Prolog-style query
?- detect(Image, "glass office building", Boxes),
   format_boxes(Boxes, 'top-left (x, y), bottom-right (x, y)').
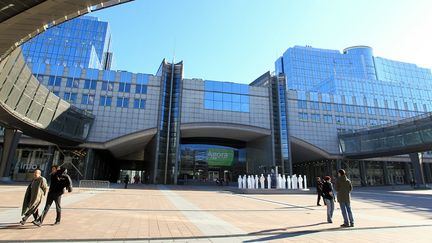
top-left (275, 45), bottom-right (432, 186)
top-left (21, 16), bottom-right (112, 69)
top-left (2, 15), bottom-right (432, 186)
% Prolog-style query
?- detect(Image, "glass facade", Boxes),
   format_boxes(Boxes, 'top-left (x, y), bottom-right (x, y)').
top-left (204, 80), bottom-right (250, 112)
top-left (22, 16), bottom-right (111, 69)
top-left (179, 144), bottom-right (246, 183)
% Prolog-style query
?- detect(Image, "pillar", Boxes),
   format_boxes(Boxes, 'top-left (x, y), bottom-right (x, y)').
top-left (409, 153), bottom-right (427, 188)
top-left (382, 161), bottom-right (390, 185)
top-left (359, 161), bottom-right (367, 186)
top-left (404, 162), bottom-right (412, 184)
top-left (83, 148), bottom-right (94, 180)
top-left (0, 128), bottom-right (22, 181)
top-left (423, 163), bottom-right (432, 184)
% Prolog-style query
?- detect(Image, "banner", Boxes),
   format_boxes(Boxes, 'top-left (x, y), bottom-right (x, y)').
top-left (207, 148), bottom-right (234, 166)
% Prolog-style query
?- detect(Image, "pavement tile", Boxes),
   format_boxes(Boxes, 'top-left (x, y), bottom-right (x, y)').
top-left (0, 184), bottom-right (431, 242)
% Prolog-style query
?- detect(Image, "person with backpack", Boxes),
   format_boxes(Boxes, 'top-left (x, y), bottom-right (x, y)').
top-left (33, 165), bottom-right (72, 226)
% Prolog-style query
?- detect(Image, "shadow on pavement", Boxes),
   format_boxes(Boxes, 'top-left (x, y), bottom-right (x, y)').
top-left (1, 223), bottom-right (431, 242)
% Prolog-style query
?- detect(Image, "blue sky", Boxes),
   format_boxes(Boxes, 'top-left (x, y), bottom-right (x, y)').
top-left (89, 0), bottom-right (432, 84)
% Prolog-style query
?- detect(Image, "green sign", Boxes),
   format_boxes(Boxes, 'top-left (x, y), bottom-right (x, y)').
top-left (207, 148), bottom-right (234, 166)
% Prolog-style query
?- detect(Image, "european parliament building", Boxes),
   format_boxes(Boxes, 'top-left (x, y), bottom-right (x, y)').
top-left (1, 16), bottom-right (432, 186)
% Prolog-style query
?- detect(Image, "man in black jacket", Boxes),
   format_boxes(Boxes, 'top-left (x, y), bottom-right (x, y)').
top-left (33, 165), bottom-right (72, 226)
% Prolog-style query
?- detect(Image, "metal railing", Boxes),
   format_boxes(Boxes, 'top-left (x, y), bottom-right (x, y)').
top-left (79, 180), bottom-right (110, 192)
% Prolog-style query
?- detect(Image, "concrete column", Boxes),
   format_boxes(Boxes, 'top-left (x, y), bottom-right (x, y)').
top-left (423, 163), bottom-right (432, 184)
top-left (0, 128), bottom-right (22, 181)
top-left (336, 159), bottom-right (342, 172)
top-left (359, 161), bottom-right (367, 186)
top-left (409, 153), bottom-right (427, 188)
top-left (325, 160), bottom-right (332, 176)
top-left (382, 161), bottom-right (390, 185)
top-left (404, 162), bottom-right (413, 184)
top-left (43, 146), bottom-right (54, 178)
top-left (83, 148), bottom-right (94, 180)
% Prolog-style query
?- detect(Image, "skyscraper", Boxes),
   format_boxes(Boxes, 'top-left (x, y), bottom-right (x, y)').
top-left (22, 16), bottom-right (112, 69)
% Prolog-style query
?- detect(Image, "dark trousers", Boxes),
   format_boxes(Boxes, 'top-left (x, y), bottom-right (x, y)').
top-left (317, 191), bottom-right (322, 205)
top-left (39, 192), bottom-right (62, 223)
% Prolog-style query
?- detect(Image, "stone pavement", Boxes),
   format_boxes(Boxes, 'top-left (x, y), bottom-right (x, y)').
top-left (1, 184), bottom-right (432, 242)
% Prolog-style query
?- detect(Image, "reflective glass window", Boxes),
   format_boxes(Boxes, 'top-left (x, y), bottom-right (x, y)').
top-left (322, 103), bottom-right (332, 111)
top-left (136, 73), bottom-right (149, 84)
top-left (335, 116), bottom-right (344, 124)
top-left (81, 94), bottom-right (94, 105)
top-left (68, 66), bottom-right (81, 78)
top-left (323, 115), bottom-right (332, 123)
top-left (299, 112), bottom-right (308, 121)
top-left (311, 114), bottom-right (320, 122)
top-left (134, 99), bottom-right (146, 109)
top-left (85, 68), bottom-right (99, 80)
top-left (48, 76), bottom-right (62, 86)
top-left (116, 97), bottom-right (129, 108)
top-left (135, 84), bottom-right (148, 94)
top-left (102, 70), bottom-right (116, 81)
top-left (298, 100), bottom-right (307, 109)
top-left (118, 83), bottom-right (131, 93)
top-left (101, 81), bottom-right (114, 91)
top-left (84, 79), bottom-right (96, 89)
top-left (120, 72), bottom-right (132, 83)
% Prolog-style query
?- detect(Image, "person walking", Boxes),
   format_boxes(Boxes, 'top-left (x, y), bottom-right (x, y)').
top-left (33, 166), bottom-right (72, 226)
top-left (322, 176), bottom-right (335, 223)
top-left (124, 174), bottom-right (130, 189)
top-left (20, 169), bottom-right (48, 225)
top-left (316, 177), bottom-right (323, 206)
top-left (335, 169), bottom-right (354, 227)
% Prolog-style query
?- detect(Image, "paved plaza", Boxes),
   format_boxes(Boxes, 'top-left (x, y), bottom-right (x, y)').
top-left (0, 184), bottom-right (431, 242)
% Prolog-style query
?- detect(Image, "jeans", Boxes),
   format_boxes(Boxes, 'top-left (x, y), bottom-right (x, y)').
top-left (339, 202), bottom-right (354, 225)
top-left (324, 199), bottom-right (334, 222)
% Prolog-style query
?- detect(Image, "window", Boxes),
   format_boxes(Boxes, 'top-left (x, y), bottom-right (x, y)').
top-left (357, 106), bottom-right (366, 113)
top-left (322, 103), bottom-right (332, 111)
top-left (99, 96), bottom-right (112, 106)
top-left (48, 76), bottom-right (62, 86)
top-left (204, 91), bottom-right (249, 112)
top-left (309, 101), bottom-right (319, 110)
top-left (101, 81), bottom-right (114, 91)
top-left (81, 94), bottom-right (94, 105)
top-left (116, 97), bottom-right (129, 108)
top-left (335, 104), bottom-right (343, 112)
top-left (335, 116), bottom-right (344, 125)
top-left (298, 100), bottom-right (307, 109)
top-left (345, 105), bottom-right (355, 113)
top-left (369, 119), bottom-right (378, 126)
top-left (311, 114), bottom-right (320, 122)
top-left (52, 91), bottom-right (60, 97)
top-left (323, 115), bottom-right (333, 123)
top-left (66, 78), bottom-right (79, 88)
top-left (358, 118), bottom-right (367, 126)
top-left (368, 107), bottom-right (376, 115)
top-left (346, 116), bottom-right (357, 126)
top-left (63, 92), bottom-right (77, 103)
top-left (134, 99), bottom-right (146, 109)
top-left (84, 79), bottom-right (97, 89)
top-left (135, 84), bottom-right (148, 94)
top-left (299, 112), bottom-right (308, 121)
top-left (118, 82), bottom-right (131, 92)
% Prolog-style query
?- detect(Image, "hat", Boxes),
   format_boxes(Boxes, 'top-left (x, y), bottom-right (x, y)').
top-left (324, 176), bottom-right (331, 181)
